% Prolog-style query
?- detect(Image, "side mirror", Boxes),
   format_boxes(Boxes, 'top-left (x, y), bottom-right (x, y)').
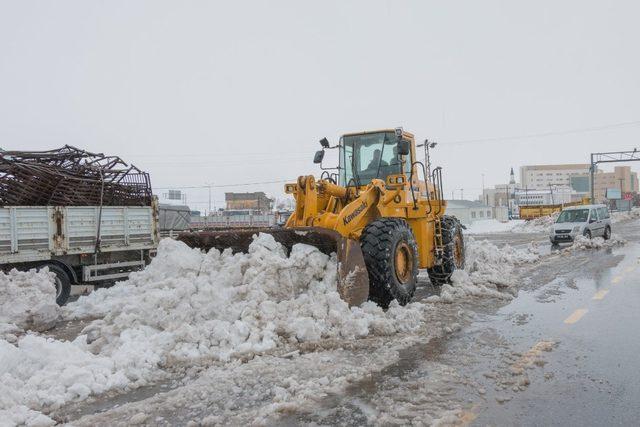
top-left (313, 150), bottom-right (325, 164)
top-left (397, 139), bottom-right (410, 156)
top-left (589, 218), bottom-right (596, 223)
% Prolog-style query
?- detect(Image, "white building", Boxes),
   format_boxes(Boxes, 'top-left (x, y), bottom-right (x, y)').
top-left (481, 168), bottom-right (518, 208)
top-left (520, 164), bottom-right (591, 191)
top-left (446, 200), bottom-right (493, 225)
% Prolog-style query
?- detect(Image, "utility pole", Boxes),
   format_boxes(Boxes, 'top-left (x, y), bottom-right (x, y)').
top-left (548, 183), bottom-right (555, 205)
top-left (205, 182), bottom-right (214, 215)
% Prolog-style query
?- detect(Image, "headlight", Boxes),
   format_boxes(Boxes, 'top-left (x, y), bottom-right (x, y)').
top-left (572, 225), bottom-right (581, 233)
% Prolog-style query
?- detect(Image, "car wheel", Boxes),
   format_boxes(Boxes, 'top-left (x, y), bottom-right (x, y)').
top-left (603, 226), bottom-right (611, 240)
top-left (584, 229), bottom-right (592, 239)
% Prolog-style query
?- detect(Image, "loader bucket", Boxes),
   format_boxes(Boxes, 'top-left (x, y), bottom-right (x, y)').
top-left (177, 227), bottom-right (370, 307)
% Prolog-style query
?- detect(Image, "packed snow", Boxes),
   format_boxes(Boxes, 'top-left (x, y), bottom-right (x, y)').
top-left (611, 207), bottom-right (640, 223)
top-left (426, 237), bottom-right (541, 303)
top-left (464, 219), bottom-right (523, 234)
top-left (0, 268), bottom-right (60, 340)
top-left (567, 234), bottom-right (627, 250)
top-left (464, 215), bottom-right (557, 235)
top-left (511, 213), bottom-right (559, 233)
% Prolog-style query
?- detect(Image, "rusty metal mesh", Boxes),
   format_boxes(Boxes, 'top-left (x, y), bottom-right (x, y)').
top-left (0, 145), bottom-right (152, 206)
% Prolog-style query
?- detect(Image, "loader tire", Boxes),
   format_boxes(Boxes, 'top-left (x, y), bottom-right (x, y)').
top-left (427, 216), bottom-right (465, 286)
top-left (360, 218), bottom-right (418, 308)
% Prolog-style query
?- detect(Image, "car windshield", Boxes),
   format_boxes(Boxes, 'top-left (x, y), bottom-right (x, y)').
top-left (556, 209), bottom-right (589, 223)
top-left (340, 132), bottom-right (409, 186)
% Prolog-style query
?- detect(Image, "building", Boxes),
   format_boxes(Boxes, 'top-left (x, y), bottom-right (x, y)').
top-left (520, 164), bottom-right (591, 191)
top-left (482, 184), bottom-right (514, 206)
top-left (446, 200), bottom-right (493, 225)
top-left (480, 168), bottom-right (519, 219)
top-left (591, 166), bottom-right (638, 202)
top-left (225, 192), bottom-right (274, 212)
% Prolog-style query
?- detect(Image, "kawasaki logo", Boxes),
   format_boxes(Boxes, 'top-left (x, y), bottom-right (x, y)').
top-left (343, 201), bottom-right (368, 226)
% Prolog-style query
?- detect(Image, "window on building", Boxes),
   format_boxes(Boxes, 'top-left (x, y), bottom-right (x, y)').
top-left (487, 210), bottom-right (492, 218)
top-left (471, 211), bottom-right (476, 219)
top-left (479, 210), bottom-right (485, 218)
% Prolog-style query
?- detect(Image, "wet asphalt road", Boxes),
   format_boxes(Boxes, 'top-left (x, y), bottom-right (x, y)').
top-left (469, 225), bottom-right (640, 426)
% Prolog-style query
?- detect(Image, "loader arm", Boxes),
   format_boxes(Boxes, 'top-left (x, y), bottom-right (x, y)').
top-left (285, 177), bottom-right (385, 238)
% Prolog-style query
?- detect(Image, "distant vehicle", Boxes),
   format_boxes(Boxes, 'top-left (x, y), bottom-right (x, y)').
top-left (549, 204), bottom-right (611, 245)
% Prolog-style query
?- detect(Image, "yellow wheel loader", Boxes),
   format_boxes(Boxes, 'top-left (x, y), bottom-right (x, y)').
top-left (178, 128), bottom-right (465, 308)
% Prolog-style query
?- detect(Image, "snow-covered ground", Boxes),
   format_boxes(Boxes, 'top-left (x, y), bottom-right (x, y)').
top-left (464, 215), bottom-right (557, 235)
top-left (464, 219), bottom-right (524, 234)
top-left (1, 234), bottom-right (548, 425)
top-left (611, 207), bottom-right (640, 223)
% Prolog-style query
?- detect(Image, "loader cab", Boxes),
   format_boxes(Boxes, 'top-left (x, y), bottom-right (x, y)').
top-left (338, 130), bottom-right (414, 187)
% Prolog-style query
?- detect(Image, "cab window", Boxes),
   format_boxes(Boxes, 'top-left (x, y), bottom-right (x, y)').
top-left (590, 209), bottom-right (598, 221)
top-left (598, 207), bottom-right (610, 219)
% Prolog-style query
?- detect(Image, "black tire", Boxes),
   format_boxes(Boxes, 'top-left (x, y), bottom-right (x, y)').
top-left (427, 216), bottom-right (465, 286)
top-left (360, 218), bottom-right (418, 308)
top-left (47, 264), bottom-right (72, 306)
top-left (603, 226), bottom-right (611, 240)
top-left (584, 229), bottom-right (592, 239)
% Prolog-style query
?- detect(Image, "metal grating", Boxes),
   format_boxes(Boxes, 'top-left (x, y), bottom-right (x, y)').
top-left (0, 145), bottom-right (152, 206)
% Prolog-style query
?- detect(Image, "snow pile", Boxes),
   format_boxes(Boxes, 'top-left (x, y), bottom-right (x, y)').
top-left (0, 335), bottom-right (129, 426)
top-left (464, 219), bottom-right (523, 235)
top-left (568, 235), bottom-right (626, 250)
top-left (511, 213), bottom-right (558, 233)
top-left (0, 268), bottom-right (60, 338)
top-left (64, 235), bottom-right (425, 374)
top-left (428, 237), bottom-right (540, 303)
top-left (0, 235), bottom-right (429, 424)
top-left (611, 207), bottom-right (640, 223)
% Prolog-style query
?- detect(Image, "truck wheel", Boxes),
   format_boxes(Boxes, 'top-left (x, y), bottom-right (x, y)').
top-left (584, 229), bottom-right (592, 239)
top-left (47, 264), bottom-right (72, 306)
top-left (603, 226), bottom-right (611, 240)
top-left (360, 218), bottom-right (418, 308)
top-left (427, 216), bottom-right (465, 286)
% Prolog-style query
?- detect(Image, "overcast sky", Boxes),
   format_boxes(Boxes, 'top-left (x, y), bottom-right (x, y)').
top-left (1, 1), bottom-right (639, 212)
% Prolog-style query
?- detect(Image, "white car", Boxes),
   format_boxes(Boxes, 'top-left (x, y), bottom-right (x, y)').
top-left (549, 204), bottom-right (612, 245)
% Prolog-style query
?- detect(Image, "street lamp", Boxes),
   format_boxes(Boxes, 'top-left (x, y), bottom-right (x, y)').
top-left (417, 139), bottom-right (438, 177)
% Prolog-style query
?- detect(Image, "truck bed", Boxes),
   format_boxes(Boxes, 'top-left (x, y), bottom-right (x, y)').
top-left (0, 206), bottom-right (157, 264)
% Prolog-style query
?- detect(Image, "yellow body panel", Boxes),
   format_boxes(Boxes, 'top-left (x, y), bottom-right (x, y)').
top-left (519, 199), bottom-right (588, 220)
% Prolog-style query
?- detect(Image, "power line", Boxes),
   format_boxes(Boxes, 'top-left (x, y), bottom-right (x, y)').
top-left (442, 120), bottom-right (640, 145)
top-left (154, 179), bottom-right (290, 190)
